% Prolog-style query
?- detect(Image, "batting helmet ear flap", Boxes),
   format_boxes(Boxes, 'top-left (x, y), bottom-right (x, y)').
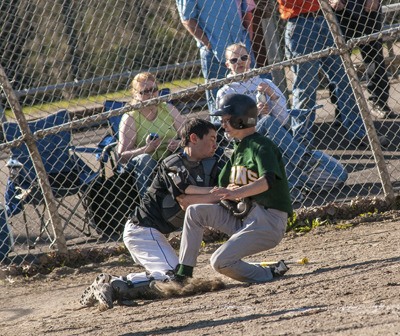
top-left (230, 117), bottom-right (245, 129)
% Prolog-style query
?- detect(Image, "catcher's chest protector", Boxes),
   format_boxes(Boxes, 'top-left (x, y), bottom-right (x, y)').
top-left (161, 154), bottom-right (218, 228)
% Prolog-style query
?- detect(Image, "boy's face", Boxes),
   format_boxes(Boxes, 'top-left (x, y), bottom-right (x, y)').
top-left (220, 116), bottom-right (240, 139)
top-left (225, 46), bottom-right (251, 75)
top-left (192, 129), bottom-right (217, 159)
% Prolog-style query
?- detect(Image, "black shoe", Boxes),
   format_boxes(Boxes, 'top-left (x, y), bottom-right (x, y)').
top-left (371, 103), bottom-right (399, 119)
top-left (269, 260), bottom-right (290, 278)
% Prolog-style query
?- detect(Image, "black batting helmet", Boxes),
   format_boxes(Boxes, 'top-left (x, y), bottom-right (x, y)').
top-left (212, 93), bottom-right (258, 129)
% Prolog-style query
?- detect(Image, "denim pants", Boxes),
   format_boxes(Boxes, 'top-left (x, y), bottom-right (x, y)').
top-left (285, 16), bottom-right (366, 142)
top-left (0, 204), bottom-right (12, 260)
top-left (125, 154), bottom-right (158, 198)
top-left (200, 46), bottom-right (229, 121)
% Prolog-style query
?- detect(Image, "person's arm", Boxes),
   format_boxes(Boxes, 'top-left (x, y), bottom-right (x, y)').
top-left (242, 11), bottom-right (254, 41)
top-left (185, 185), bottom-right (214, 195)
top-left (258, 82), bottom-right (280, 101)
top-left (181, 18), bottom-right (211, 49)
top-left (211, 176), bottom-right (269, 200)
top-left (329, 0), bottom-right (346, 11)
top-left (258, 80), bottom-right (289, 124)
top-left (176, 192), bottom-right (220, 210)
top-left (170, 103), bottom-right (185, 132)
top-left (166, 104), bottom-right (186, 152)
top-left (364, 0), bottom-right (380, 12)
top-left (117, 113), bottom-right (160, 164)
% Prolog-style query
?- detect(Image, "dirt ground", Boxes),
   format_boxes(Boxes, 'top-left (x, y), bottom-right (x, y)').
top-left (1, 215), bottom-right (399, 336)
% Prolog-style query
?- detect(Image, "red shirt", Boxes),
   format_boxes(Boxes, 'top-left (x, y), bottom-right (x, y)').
top-left (277, 0), bottom-right (321, 20)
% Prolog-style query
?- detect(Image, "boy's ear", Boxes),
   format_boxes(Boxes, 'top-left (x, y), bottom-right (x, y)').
top-left (189, 133), bottom-right (198, 144)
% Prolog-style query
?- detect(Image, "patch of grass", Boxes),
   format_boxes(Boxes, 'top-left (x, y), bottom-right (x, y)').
top-left (335, 223), bottom-right (353, 230)
top-left (4, 77), bottom-right (204, 118)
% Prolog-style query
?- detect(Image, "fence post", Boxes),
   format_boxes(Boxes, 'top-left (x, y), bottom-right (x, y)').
top-left (318, 0), bottom-right (395, 204)
top-left (0, 65), bottom-right (68, 255)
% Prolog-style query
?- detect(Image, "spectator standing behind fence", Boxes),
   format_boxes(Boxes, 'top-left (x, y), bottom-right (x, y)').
top-left (277, 0), bottom-right (374, 147)
top-left (175, 0), bottom-right (256, 120)
top-left (80, 119), bottom-right (220, 311)
top-left (329, 0), bottom-right (398, 120)
top-left (117, 72), bottom-right (185, 197)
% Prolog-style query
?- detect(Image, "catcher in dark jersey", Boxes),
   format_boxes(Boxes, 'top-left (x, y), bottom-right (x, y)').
top-left (80, 118), bottom-right (221, 310)
top-left (170, 94), bottom-right (293, 285)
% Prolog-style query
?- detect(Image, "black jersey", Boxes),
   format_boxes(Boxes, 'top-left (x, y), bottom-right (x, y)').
top-left (132, 152), bottom-right (219, 234)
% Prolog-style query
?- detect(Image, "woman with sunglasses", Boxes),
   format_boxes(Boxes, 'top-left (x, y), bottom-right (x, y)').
top-left (118, 72), bottom-right (185, 197)
top-left (216, 43), bottom-right (347, 203)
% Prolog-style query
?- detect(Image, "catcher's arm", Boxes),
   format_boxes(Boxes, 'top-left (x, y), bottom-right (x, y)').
top-left (184, 185), bottom-right (213, 195)
top-left (176, 193), bottom-right (220, 210)
top-left (211, 176), bottom-right (269, 200)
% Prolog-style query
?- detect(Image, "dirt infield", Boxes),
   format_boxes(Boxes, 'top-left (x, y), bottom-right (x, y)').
top-left (1, 214), bottom-right (399, 336)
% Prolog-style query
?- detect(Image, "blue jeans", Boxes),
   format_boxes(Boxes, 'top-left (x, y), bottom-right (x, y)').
top-left (0, 204), bottom-right (12, 260)
top-left (285, 16), bottom-right (366, 142)
top-left (125, 154), bottom-right (158, 198)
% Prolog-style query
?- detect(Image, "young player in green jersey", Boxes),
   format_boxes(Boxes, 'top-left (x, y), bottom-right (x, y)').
top-left (171, 93), bottom-right (293, 284)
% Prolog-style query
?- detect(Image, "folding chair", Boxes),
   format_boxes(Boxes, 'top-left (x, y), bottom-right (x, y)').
top-left (73, 100), bottom-right (138, 238)
top-left (2, 110), bottom-right (98, 248)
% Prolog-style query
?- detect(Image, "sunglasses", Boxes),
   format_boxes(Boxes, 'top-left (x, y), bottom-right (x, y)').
top-left (138, 87), bottom-right (159, 95)
top-left (228, 54), bottom-right (249, 64)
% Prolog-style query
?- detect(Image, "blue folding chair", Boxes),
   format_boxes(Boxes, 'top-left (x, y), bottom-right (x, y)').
top-left (96, 100), bottom-right (126, 172)
top-left (72, 100), bottom-right (138, 237)
top-left (3, 110), bottom-right (98, 248)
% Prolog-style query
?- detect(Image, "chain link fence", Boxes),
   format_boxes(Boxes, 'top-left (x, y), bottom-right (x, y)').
top-left (1, 0), bottom-right (400, 267)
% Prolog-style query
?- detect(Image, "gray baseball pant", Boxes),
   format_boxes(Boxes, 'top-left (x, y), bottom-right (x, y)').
top-left (179, 203), bottom-right (287, 283)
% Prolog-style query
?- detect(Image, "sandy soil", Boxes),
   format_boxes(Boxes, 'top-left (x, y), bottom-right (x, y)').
top-left (1, 215), bottom-right (399, 336)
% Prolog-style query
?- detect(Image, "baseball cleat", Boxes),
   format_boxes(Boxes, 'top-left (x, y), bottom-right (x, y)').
top-left (79, 285), bottom-right (97, 307)
top-left (79, 273), bottom-right (116, 307)
top-left (93, 283), bottom-right (114, 311)
top-left (270, 260), bottom-right (289, 277)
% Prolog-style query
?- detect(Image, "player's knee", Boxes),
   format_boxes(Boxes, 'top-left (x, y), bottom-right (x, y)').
top-left (185, 204), bottom-right (208, 223)
top-left (210, 251), bottom-right (231, 274)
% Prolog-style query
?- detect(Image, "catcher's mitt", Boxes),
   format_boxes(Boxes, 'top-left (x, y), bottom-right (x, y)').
top-left (219, 198), bottom-right (252, 219)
